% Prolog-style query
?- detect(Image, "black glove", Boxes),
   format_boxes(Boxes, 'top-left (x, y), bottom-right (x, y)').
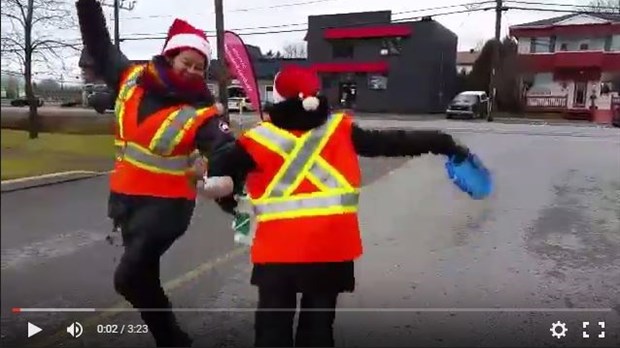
top-left (451, 144), bottom-right (470, 164)
top-left (215, 194), bottom-right (238, 215)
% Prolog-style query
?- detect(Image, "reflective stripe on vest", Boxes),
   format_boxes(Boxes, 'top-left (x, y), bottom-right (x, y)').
top-left (245, 113), bottom-right (359, 222)
top-left (114, 66), bottom-right (144, 139)
top-left (116, 141), bottom-right (192, 175)
top-left (148, 106), bottom-right (212, 156)
top-left (253, 192), bottom-right (359, 221)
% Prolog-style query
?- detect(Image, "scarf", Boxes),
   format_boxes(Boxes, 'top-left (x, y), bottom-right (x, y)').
top-left (139, 55), bottom-right (210, 103)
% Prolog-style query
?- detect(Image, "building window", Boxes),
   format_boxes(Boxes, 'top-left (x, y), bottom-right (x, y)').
top-left (332, 41), bottom-right (354, 59)
top-left (579, 42), bottom-right (589, 50)
top-left (368, 74), bottom-right (388, 90)
top-left (604, 36), bottom-right (612, 51)
top-left (530, 37), bottom-right (552, 53)
top-left (265, 85), bottom-right (273, 102)
top-left (380, 37), bottom-right (402, 56)
top-left (549, 36), bottom-right (556, 53)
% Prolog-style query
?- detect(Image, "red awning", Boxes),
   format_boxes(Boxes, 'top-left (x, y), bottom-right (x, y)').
top-left (324, 25), bottom-right (411, 40)
top-left (603, 52), bottom-right (620, 71)
top-left (553, 68), bottom-right (601, 81)
top-left (510, 23), bottom-right (620, 38)
top-left (309, 61), bottom-right (389, 73)
top-left (518, 52), bottom-right (620, 72)
top-left (554, 51), bottom-right (604, 69)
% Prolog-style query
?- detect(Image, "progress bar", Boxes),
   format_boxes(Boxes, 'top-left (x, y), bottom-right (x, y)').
top-left (12, 307), bottom-right (614, 313)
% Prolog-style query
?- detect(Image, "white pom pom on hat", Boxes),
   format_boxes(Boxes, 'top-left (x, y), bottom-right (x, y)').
top-left (272, 65), bottom-right (321, 111)
top-left (302, 96), bottom-right (320, 111)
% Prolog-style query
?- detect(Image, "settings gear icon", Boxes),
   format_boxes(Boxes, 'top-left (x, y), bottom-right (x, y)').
top-left (550, 321), bottom-right (568, 339)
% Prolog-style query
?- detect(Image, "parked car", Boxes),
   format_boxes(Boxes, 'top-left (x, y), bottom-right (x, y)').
top-left (228, 97), bottom-right (257, 112)
top-left (10, 97), bottom-right (44, 107)
top-left (446, 91), bottom-right (490, 119)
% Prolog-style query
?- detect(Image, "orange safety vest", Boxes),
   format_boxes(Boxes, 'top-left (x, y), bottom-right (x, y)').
top-left (238, 112), bottom-right (363, 263)
top-left (110, 64), bottom-right (219, 199)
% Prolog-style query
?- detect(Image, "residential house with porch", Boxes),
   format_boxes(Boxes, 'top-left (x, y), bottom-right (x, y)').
top-left (456, 49), bottom-right (480, 74)
top-left (509, 13), bottom-right (620, 123)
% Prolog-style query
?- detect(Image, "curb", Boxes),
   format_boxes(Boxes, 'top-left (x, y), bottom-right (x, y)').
top-left (1, 170), bottom-right (110, 193)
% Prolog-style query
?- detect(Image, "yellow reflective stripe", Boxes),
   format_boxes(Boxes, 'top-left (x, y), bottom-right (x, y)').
top-left (169, 117), bottom-right (196, 153)
top-left (116, 141), bottom-right (191, 176)
top-left (257, 206), bottom-right (357, 222)
top-left (306, 171), bottom-right (331, 192)
top-left (246, 128), bottom-right (335, 193)
top-left (254, 192), bottom-right (358, 215)
top-left (245, 128), bottom-right (290, 158)
top-left (262, 122), bottom-right (298, 141)
top-left (282, 113), bottom-right (343, 197)
top-left (149, 106), bottom-right (206, 156)
top-left (149, 109), bottom-right (181, 154)
top-left (122, 156), bottom-right (186, 176)
top-left (251, 187), bottom-right (359, 205)
top-left (261, 130), bottom-right (311, 199)
top-left (114, 66), bottom-right (144, 138)
top-left (314, 157), bottom-right (354, 190)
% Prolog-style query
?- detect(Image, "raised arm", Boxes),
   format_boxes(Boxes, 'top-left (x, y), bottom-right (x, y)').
top-left (76, 0), bottom-right (131, 90)
top-left (351, 123), bottom-right (469, 161)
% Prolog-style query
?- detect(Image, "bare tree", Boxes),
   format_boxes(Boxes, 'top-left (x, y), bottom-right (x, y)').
top-left (281, 42), bottom-right (307, 59)
top-left (1, 0), bottom-right (78, 139)
top-left (580, 0), bottom-right (620, 13)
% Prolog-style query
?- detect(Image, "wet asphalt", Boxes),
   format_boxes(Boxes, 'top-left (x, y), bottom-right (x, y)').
top-left (1, 119), bottom-right (619, 347)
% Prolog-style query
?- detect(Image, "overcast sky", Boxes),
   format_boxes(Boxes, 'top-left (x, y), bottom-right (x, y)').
top-left (2, 0), bottom-right (595, 81)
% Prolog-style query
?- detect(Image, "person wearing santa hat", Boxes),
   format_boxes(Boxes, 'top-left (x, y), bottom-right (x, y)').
top-left (206, 64), bottom-right (472, 347)
top-left (76, 0), bottom-right (235, 346)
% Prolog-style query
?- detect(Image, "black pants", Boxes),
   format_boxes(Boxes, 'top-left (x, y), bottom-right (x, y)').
top-left (109, 193), bottom-right (195, 347)
top-left (255, 286), bottom-right (339, 347)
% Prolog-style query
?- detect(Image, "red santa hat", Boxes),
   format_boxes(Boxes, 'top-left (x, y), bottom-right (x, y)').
top-left (272, 65), bottom-right (321, 111)
top-left (162, 19), bottom-right (211, 62)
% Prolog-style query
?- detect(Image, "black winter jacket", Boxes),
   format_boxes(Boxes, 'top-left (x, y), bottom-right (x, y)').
top-left (208, 96), bottom-right (470, 213)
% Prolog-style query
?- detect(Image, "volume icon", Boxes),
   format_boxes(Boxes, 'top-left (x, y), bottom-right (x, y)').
top-left (66, 322), bottom-right (83, 338)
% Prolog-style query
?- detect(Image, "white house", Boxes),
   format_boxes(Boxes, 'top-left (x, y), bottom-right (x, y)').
top-left (509, 13), bottom-right (620, 123)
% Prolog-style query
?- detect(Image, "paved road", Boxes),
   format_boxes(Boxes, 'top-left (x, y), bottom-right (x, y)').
top-left (1, 121), bottom-right (619, 347)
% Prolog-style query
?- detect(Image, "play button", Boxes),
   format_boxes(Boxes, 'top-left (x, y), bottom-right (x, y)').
top-left (28, 322), bottom-right (42, 338)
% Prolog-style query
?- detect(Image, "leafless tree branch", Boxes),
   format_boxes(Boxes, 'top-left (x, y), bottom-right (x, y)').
top-left (281, 42), bottom-right (308, 59)
top-left (0, 0), bottom-right (77, 138)
top-left (580, 0), bottom-right (620, 13)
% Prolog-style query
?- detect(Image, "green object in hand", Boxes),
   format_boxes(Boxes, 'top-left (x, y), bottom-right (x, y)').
top-left (232, 212), bottom-right (252, 245)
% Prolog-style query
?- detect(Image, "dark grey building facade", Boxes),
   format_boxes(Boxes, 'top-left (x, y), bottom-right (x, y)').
top-left (306, 11), bottom-right (458, 114)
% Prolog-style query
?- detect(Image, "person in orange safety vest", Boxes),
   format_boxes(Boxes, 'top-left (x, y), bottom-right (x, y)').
top-left (205, 65), bottom-right (473, 347)
top-left (76, 1), bottom-right (237, 346)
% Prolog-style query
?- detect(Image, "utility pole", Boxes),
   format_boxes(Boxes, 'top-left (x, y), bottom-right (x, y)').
top-left (214, 0), bottom-right (229, 121)
top-left (99, 0), bottom-right (137, 51)
top-left (488, 0), bottom-right (503, 122)
top-left (114, 0), bottom-right (120, 50)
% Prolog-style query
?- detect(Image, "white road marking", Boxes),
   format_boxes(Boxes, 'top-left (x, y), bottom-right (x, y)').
top-left (0, 171), bottom-right (103, 184)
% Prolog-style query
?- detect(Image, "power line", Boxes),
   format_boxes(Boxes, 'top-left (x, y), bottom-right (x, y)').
top-left (506, 1), bottom-right (619, 11)
top-left (3, 4), bottom-right (615, 54)
top-left (115, 1), bottom-right (496, 35)
top-left (227, 0), bottom-right (344, 13)
top-left (506, 6), bottom-right (620, 15)
top-left (120, 0), bottom-right (347, 21)
top-left (120, 4), bottom-right (497, 41)
top-left (3, 6), bottom-right (494, 51)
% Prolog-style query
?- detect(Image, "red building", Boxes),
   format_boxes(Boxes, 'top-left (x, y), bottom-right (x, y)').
top-left (510, 13), bottom-right (620, 123)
